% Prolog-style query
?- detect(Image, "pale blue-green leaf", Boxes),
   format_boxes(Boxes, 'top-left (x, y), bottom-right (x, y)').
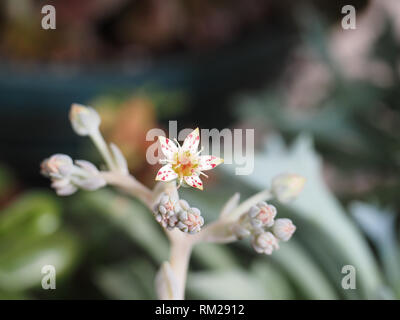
top-left (222, 134), bottom-right (383, 298)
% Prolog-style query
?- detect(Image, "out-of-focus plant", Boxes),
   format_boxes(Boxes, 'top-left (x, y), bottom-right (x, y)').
top-left (222, 134), bottom-right (387, 299)
top-left (0, 191), bottom-right (80, 299)
top-left (0, 164), bottom-right (16, 206)
top-left (40, 103), bottom-right (305, 300)
top-left (0, 0), bottom-right (272, 62)
top-left (234, 2), bottom-right (400, 206)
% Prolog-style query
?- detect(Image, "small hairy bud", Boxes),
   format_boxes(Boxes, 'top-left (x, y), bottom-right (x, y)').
top-left (41, 155), bottom-right (106, 196)
top-left (273, 218), bottom-right (296, 241)
top-left (251, 231), bottom-right (279, 255)
top-left (69, 103), bottom-right (101, 136)
top-left (248, 202), bottom-right (277, 229)
top-left (40, 154), bottom-right (74, 178)
top-left (153, 194), bottom-right (179, 230)
top-left (271, 173), bottom-right (305, 203)
top-left (176, 203), bottom-right (204, 234)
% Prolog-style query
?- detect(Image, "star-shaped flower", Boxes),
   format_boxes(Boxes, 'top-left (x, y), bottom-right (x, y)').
top-left (156, 128), bottom-right (223, 190)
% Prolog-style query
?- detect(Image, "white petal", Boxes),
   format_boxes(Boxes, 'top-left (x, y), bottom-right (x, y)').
top-left (155, 165), bottom-right (178, 182)
top-left (158, 136), bottom-right (178, 159)
top-left (184, 175), bottom-right (203, 190)
top-left (198, 155), bottom-right (224, 171)
top-left (182, 128), bottom-right (200, 154)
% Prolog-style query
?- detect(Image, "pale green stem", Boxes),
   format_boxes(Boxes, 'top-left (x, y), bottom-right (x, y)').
top-left (101, 171), bottom-right (193, 300)
top-left (227, 189), bottom-right (272, 222)
top-left (90, 129), bottom-right (117, 172)
top-left (192, 189), bottom-right (273, 244)
top-left (100, 171), bottom-right (153, 208)
top-left (169, 232), bottom-right (194, 300)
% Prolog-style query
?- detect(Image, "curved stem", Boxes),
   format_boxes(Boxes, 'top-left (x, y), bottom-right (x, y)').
top-left (193, 189), bottom-right (273, 244)
top-left (169, 232), bottom-right (194, 299)
top-left (226, 189), bottom-right (272, 222)
top-left (100, 171), bottom-right (153, 207)
top-left (90, 130), bottom-right (117, 172)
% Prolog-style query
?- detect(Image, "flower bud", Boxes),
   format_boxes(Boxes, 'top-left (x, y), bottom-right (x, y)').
top-left (69, 103), bottom-right (101, 136)
top-left (40, 154), bottom-right (74, 178)
top-left (176, 204), bottom-right (204, 234)
top-left (153, 194), bottom-right (179, 230)
top-left (248, 202), bottom-right (277, 229)
top-left (51, 178), bottom-right (77, 196)
top-left (251, 231), bottom-right (279, 255)
top-left (271, 173), bottom-right (305, 203)
top-left (273, 218), bottom-right (296, 241)
top-left (41, 155), bottom-right (106, 196)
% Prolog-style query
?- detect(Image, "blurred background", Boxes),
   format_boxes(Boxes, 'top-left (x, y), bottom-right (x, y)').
top-left (0, 0), bottom-right (400, 299)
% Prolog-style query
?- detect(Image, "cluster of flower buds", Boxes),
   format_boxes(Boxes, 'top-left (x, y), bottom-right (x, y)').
top-left (153, 193), bottom-right (204, 234)
top-left (231, 201), bottom-right (296, 255)
top-left (41, 154), bottom-right (106, 196)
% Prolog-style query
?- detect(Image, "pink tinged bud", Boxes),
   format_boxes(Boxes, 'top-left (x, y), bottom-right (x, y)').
top-left (41, 154), bottom-right (74, 178)
top-left (41, 155), bottom-right (106, 196)
top-left (251, 231), bottom-right (279, 255)
top-left (178, 207), bottom-right (204, 234)
top-left (249, 202), bottom-right (277, 228)
top-left (54, 183), bottom-right (78, 196)
top-left (69, 103), bottom-right (100, 136)
top-left (273, 218), bottom-right (296, 241)
top-left (271, 173), bottom-right (305, 203)
top-left (153, 194), bottom-right (180, 230)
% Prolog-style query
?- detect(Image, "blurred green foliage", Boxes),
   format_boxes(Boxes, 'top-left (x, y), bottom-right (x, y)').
top-left (0, 190), bottom-right (80, 299)
top-left (1, 1), bottom-right (399, 300)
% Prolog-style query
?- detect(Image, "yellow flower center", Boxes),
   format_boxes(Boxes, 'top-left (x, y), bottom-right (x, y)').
top-left (172, 150), bottom-right (199, 177)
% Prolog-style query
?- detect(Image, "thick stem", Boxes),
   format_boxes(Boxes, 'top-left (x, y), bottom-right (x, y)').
top-left (191, 220), bottom-right (237, 244)
top-left (101, 171), bottom-right (153, 207)
top-left (193, 189), bottom-right (273, 244)
top-left (226, 189), bottom-right (272, 222)
top-left (90, 130), bottom-right (117, 172)
top-left (101, 171), bottom-right (194, 299)
top-left (169, 233), bottom-right (193, 300)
